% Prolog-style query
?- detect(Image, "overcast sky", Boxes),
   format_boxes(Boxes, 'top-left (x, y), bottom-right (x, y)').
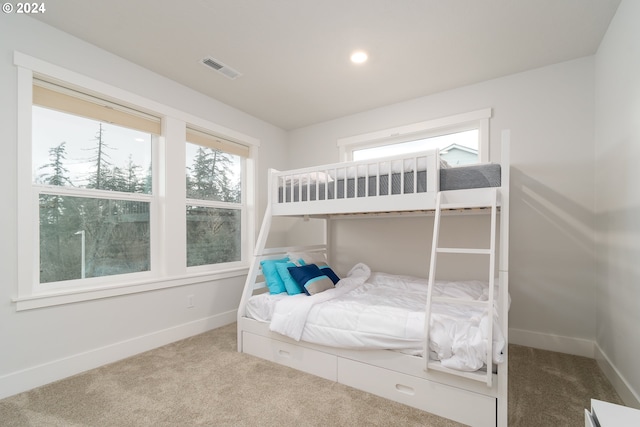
top-left (32, 106), bottom-right (152, 187)
top-left (353, 129), bottom-right (478, 160)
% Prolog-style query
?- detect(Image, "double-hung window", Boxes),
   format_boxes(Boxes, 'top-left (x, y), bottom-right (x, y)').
top-left (14, 52), bottom-right (258, 310)
top-left (185, 128), bottom-right (248, 268)
top-left (32, 79), bottom-right (159, 286)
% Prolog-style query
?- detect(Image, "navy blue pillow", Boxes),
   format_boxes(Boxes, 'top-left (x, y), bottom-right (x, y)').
top-left (315, 262), bottom-right (340, 284)
top-left (287, 264), bottom-right (335, 296)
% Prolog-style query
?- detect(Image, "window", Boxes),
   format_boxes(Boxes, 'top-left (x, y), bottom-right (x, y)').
top-left (14, 52), bottom-right (258, 310)
top-left (353, 129), bottom-right (479, 166)
top-left (185, 128), bottom-right (248, 268)
top-left (32, 80), bottom-right (158, 286)
top-left (339, 109), bottom-right (491, 165)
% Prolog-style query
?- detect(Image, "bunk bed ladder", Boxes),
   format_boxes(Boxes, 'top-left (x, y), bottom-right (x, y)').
top-left (424, 187), bottom-right (498, 387)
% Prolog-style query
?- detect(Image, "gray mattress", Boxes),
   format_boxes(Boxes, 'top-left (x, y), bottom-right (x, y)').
top-left (440, 163), bottom-right (501, 190)
top-left (278, 164), bottom-right (500, 203)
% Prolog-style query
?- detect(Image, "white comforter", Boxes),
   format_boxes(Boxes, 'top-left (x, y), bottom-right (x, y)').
top-left (264, 264), bottom-right (506, 372)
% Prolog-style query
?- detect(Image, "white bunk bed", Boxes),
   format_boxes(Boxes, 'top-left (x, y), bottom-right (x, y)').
top-left (237, 131), bottom-right (510, 427)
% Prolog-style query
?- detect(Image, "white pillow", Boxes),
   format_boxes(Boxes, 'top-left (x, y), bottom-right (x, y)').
top-left (286, 251), bottom-right (327, 265)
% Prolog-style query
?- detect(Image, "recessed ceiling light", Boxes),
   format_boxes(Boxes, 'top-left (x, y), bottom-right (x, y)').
top-left (350, 50), bottom-right (368, 64)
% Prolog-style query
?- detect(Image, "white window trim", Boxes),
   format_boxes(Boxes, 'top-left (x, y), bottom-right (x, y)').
top-left (13, 51), bottom-right (260, 311)
top-left (337, 108), bottom-right (492, 162)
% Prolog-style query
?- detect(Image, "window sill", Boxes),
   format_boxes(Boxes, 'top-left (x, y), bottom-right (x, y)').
top-left (13, 266), bottom-right (249, 311)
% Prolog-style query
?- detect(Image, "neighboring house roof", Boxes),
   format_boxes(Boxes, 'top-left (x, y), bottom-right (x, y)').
top-left (439, 143), bottom-right (478, 156)
top-left (440, 144), bottom-right (478, 166)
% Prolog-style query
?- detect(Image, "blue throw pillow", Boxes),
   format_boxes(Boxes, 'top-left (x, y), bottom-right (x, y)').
top-left (260, 257), bottom-right (289, 294)
top-left (287, 264), bottom-right (335, 296)
top-left (276, 261), bottom-right (304, 295)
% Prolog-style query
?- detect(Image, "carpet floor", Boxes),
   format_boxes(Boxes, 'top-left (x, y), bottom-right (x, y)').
top-left (0, 323), bottom-right (623, 426)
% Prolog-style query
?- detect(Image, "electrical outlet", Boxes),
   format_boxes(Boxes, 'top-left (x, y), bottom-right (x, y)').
top-left (187, 294), bottom-right (195, 308)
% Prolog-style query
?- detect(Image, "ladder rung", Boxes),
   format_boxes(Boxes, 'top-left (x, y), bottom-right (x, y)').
top-left (436, 248), bottom-right (492, 255)
top-left (432, 296), bottom-right (491, 308)
top-left (440, 202), bottom-right (494, 210)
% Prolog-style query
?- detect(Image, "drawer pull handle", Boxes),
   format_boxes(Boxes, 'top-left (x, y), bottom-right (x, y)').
top-left (395, 384), bottom-right (415, 395)
top-left (278, 350), bottom-right (291, 358)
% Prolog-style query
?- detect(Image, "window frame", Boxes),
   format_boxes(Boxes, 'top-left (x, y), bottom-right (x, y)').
top-left (14, 51), bottom-right (259, 311)
top-left (337, 109), bottom-right (492, 163)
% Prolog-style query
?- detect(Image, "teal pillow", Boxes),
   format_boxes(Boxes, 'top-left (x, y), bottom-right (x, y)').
top-left (287, 264), bottom-right (335, 296)
top-left (276, 261), bottom-right (304, 295)
top-left (260, 257), bottom-right (289, 294)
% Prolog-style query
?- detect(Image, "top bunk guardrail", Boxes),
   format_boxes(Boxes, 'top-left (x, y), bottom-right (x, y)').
top-left (269, 149), bottom-right (441, 216)
top-left (268, 140), bottom-right (505, 217)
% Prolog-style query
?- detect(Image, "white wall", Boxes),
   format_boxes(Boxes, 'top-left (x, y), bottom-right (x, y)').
top-left (594, 0), bottom-right (640, 408)
top-left (0, 15), bottom-right (287, 398)
top-left (288, 57), bottom-right (597, 356)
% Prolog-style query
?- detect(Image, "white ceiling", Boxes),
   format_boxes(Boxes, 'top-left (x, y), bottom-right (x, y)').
top-left (33, 0), bottom-right (621, 130)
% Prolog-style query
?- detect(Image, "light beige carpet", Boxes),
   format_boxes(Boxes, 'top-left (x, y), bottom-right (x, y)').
top-left (0, 323), bottom-right (622, 426)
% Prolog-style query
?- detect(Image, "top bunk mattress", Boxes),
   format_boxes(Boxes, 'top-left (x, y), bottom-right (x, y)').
top-left (440, 163), bottom-right (501, 191)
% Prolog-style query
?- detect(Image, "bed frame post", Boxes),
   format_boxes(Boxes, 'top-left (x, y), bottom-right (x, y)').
top-left (497, 130), bottom-right (510, 427)
top-left (237, 169), bottom-right (277, 352)
top-left (325, 215), bottom-right (332, 265)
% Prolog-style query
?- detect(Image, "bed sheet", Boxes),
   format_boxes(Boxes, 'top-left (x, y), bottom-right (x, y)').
top-left (246, 270), bottom-right (506, 371)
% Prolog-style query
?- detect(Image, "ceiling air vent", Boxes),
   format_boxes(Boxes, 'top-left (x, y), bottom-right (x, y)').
top-left (201, 56), bottom-right (242, 80)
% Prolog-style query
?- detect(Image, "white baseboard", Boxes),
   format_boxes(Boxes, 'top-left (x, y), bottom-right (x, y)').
top-left (508, 327), bottom-right (595, 358)
top-left (0, 310), bottom-right (237, 400)
top-left (595, 343), bottom-right (640, 409)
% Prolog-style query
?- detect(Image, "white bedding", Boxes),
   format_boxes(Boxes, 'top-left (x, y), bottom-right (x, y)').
top-left (246, 264), bottom-right (506, 372)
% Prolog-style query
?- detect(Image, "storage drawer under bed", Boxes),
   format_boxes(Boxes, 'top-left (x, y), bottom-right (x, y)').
top-left (242, 332), bottom-right (338, 381)
top-left (338, 357), bottom-right (496, 427)
top-left (242, 331), bottom-right (497, 426)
